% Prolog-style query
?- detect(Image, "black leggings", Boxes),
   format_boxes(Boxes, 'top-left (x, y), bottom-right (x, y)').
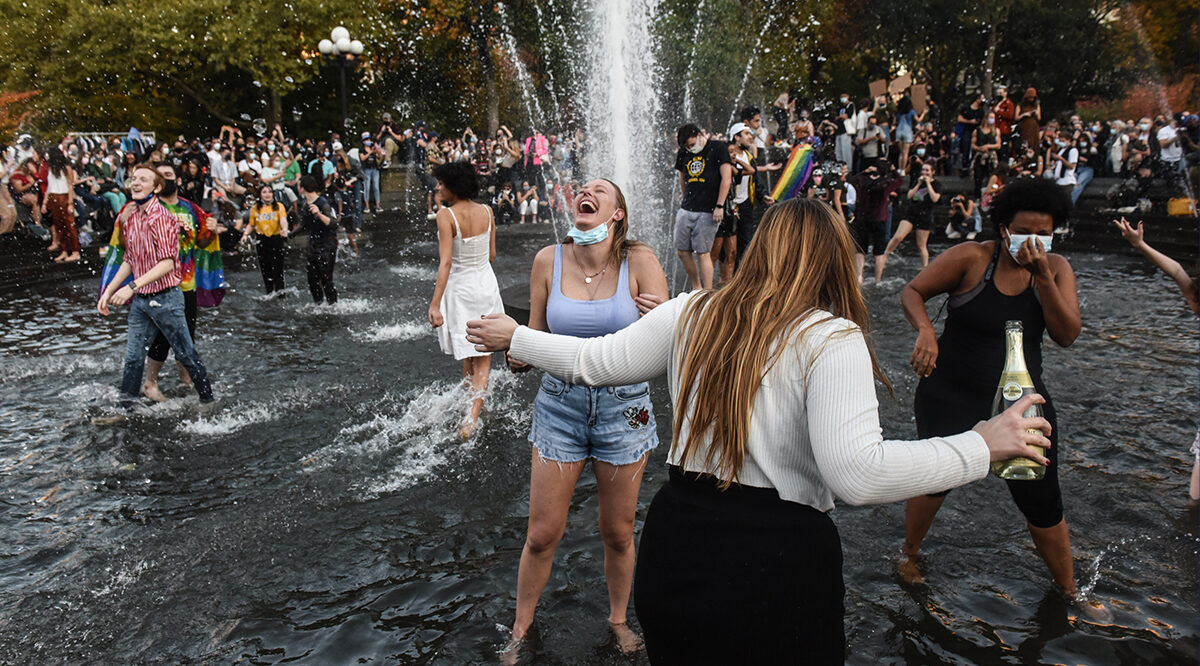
top-left (635, 467), bottom-right (845, 664)
top-left (148, 289), bottom-right (197, 363)
top-left (306, 243), bottom-right (338, 304)
top-left (256, 235), bottom-right (286, 293)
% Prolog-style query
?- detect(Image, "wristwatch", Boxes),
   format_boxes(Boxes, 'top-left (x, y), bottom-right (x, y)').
top-left (129, 282), bottom-right (139, 294)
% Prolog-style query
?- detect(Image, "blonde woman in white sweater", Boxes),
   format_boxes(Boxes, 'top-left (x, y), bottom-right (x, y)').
top-left (466, 197), bottom-right (1049, 664)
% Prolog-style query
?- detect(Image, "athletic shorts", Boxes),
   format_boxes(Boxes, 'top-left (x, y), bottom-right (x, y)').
top-left (674, 209), bottom-right (717, 253)
top-left (904, 208), bottom-right (934, 231)
top-left (530, 373), bottom-right (658, 466)
top-left (715, 210), bottom-right (737, 238)
top-left (852, 217), bottom-right (887, 256)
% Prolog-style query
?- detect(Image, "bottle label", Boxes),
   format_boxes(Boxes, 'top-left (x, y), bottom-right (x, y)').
top-left (1002, 382), bottom-right (1023, 401)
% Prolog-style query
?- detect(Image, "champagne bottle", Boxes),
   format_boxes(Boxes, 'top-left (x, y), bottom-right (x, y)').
top-left (990, 320), bottom-right (1046, 480)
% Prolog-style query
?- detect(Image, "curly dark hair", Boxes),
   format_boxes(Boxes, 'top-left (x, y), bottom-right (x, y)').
top-left (989, 176), bottom-right (1072, 235)
top-left (432, 160), bottom-right (479, 200)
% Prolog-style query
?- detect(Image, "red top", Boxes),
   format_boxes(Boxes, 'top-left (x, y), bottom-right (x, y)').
top-left (994, 98), bottom-right (1016, 136)
top-left (121, 197), bottom-right (182, 293)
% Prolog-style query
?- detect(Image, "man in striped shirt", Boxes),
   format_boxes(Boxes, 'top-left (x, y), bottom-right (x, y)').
top-left (98, 164), bottom-right (214, 406)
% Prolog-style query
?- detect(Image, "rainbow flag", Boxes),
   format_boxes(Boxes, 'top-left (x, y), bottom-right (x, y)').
top-left (769, 143), bottom-right (815, 202)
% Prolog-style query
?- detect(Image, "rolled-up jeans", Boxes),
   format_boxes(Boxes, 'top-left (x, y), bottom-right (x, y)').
top-left (120, 287), bottom-right (213, 404)
top-left (363, 168), bottom-right (381, 208)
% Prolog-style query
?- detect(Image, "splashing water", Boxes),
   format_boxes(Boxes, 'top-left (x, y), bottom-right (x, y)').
top-left (583, 0), bottom-right (673, 260)
top-left (727, 12), bottom-right (777, 131)
top-left (681, 0), bottom-right (708, 122)
top-left (496, 2), bottom-right (545, 128)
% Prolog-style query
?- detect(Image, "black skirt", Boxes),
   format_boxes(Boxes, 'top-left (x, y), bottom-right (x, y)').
top-left (634, 466), bottom-right (845, 665)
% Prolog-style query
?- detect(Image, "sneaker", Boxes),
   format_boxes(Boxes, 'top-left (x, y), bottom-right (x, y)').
top-left (946, 229), bottom-right (962, 240)
top-left (966, 231), bottom-right (977, 240)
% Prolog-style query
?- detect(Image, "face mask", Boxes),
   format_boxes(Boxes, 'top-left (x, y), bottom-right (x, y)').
top-left (1055, 140), bottom-right (1067, 148)
top-left (1006, 232), bottom-right (1052, 259)
top-left (159, 180), bottom-right (177, 198)
top-left (268, 144), bottom-right (276, 151)
top-left (1139, 123), bottom-right (1150, 131)
top-left (133, 191), bottom-right (156, 205)
top-left (840, 97), bottom-right (849, 105)
top-left (813, 175), bottom-right (823, 184)
top-left (688, 140), bottom-right (704, 154)
top-left (568, 211), bottom-right (615, 245)
top-left (987, 118), bottom-right (995, 125)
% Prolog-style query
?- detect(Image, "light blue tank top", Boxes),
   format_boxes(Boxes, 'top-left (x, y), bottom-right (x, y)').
top-left (545, 245), bottom-right (641, 338)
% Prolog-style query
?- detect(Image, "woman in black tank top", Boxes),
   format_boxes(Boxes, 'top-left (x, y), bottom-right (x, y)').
top-left (898, 178), bottom-right (1107, 620)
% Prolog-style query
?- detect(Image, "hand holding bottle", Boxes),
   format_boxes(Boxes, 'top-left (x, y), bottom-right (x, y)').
top-left (973, 393), bottom-right (1052, 466)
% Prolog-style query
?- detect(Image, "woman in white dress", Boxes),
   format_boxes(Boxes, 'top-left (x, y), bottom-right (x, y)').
top-left (427, 161), bottom-right (505, 438)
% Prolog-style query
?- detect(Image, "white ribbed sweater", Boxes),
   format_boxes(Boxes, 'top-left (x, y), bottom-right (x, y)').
top-left (509, 292), bottom-right (990, 512)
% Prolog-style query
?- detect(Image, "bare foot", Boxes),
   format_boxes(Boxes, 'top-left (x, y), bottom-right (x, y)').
top-left (63, 253), bottom-right (81, 263)
top-left (610, 622), bottom-right (644, 655)
top-left (47, 244), bottom-right (60, 252)
top-left (459, 418), bottom-right (478, 441)
top-left (91, 414), bottom-right (128, 426)
top-left (498, 635), bottom-right (522, 666)
top-left (1060, 589), bottom-right (1113, 624)
top-left (53, 253), bottom-right (68, 263)
top-left (142, 382), bottom-right (168, 403)
top-left (898, 552), bottom-right (924, 585)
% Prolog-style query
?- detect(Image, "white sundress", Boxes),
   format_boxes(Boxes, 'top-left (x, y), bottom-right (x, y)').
top-left (437, 205), bottom-right (505, 360)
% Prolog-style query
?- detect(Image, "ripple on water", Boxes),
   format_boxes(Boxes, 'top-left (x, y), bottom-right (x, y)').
top-left (389, 264), bottom-right (436, 281)
top-left (352, 320), bottom-right (429, 343)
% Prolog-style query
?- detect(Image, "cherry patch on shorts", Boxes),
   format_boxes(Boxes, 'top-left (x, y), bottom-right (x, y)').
top-left (622, 406), bottom-right (651, 430)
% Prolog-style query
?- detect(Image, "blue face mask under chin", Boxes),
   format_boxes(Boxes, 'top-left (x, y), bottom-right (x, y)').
top-left (567, 211), bottom-right (616, 246)
top-left (1006, 232), bottom-right (1053, 260)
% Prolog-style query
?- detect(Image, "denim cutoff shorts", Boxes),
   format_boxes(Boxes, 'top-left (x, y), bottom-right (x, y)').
top-left (530, 373), bottom-right (659, 465)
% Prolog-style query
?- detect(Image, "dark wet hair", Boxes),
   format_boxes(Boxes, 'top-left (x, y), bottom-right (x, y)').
top-left (300, 174), bottom-right (321, 192)
top-left (432, 160), bottom-right (479, 200)
top-left (990, 176), bottom-right (1071, 234)
top-left (676, 123), bottom-right (702, 149)
top-left (739, 106), bottom-right (761, 122)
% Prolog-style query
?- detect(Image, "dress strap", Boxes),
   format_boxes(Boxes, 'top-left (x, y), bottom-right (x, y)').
top-left (552, 244), bottom-right (563, 295)
top-left (446, 206), bottom-right (461, 237)
top-left (617, 251), bottom-right (631, 294)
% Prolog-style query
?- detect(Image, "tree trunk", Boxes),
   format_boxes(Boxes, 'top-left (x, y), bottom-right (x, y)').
top-left (983, 19), bottom-right (999, 100)
top-left (268, 87), bottom-right (282, 130)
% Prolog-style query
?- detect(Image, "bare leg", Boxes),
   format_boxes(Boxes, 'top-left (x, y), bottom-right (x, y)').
top-left (899, 142), bottom-right (910, 174)
top-left (873, 253), bottom-right (887, 283)
top-left (915, 229), bottom-right (931, 267)
top-left (511, 450), bottom-right (587, 643)
top-left (141, 358), bottom-right (168, 402)
top-left (461, 355), bottom-right (490, 438)
top-left (593, 455), bottom-right (648, 652)
top-left (710, 237), bottom-right (725, 286)
top-left (721, 237), bottom-right (737, 284)
top-left (854, 252), bottom-right (865, 284)
top-left (177, 361), bottom-right (192, 389)
top-left (900, 494), bottom-right (947, 583)
top-left (697, 252), bottom-right (714, 290)
top-left (1190, 458), bottom-right (1199, 506)
top-left (676, 250), bottom-right (700, 290)
top-left (1028, 520), bottom-right (1076, 596)
top-left (883, 219), bottom-right (915, 258)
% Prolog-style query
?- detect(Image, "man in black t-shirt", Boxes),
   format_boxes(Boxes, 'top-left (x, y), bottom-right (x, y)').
top-left (673, 123), bottom-right (732, 290)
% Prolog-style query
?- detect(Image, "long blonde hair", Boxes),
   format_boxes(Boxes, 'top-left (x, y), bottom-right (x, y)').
top-left (671, 197), bottom-right (889, 488)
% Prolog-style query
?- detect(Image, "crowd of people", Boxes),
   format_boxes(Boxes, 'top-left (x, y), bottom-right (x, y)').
top-left (3, 78), bottom-right (1195, 664)
top-left (663, 88), bottom-right (1198, 289)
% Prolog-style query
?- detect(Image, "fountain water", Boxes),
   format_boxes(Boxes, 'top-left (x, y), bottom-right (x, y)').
top-left (582, 0), bottom-right (675, 262)
top-left (726, 12), bottom-right (777, 131)
top-left (680, 0), bottom-right (708, 122)
top-left (496, 2), bottom-right (545, 129)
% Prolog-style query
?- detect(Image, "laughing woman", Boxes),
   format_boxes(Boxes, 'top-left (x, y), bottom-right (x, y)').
top-left (503, 179), bottom-right (668, 658)
top-left (468, 197), bottom-right (1050, 664)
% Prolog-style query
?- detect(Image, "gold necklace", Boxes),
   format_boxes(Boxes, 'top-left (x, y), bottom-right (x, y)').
top-left (571, 244), bottom-right (609, 285)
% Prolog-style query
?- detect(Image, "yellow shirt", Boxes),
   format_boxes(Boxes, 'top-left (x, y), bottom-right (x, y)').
top-left (248, 203), bottom-right (288, 237)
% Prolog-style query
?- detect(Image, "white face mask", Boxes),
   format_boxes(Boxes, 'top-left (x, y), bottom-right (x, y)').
top-left (688, 140), bottom-right (704, 154)
top-left (1006, 232), bottom-right (1053, 260)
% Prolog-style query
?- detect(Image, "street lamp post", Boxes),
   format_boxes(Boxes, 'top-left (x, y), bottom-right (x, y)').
top-left (318, 27), bottom-right (364, 130)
